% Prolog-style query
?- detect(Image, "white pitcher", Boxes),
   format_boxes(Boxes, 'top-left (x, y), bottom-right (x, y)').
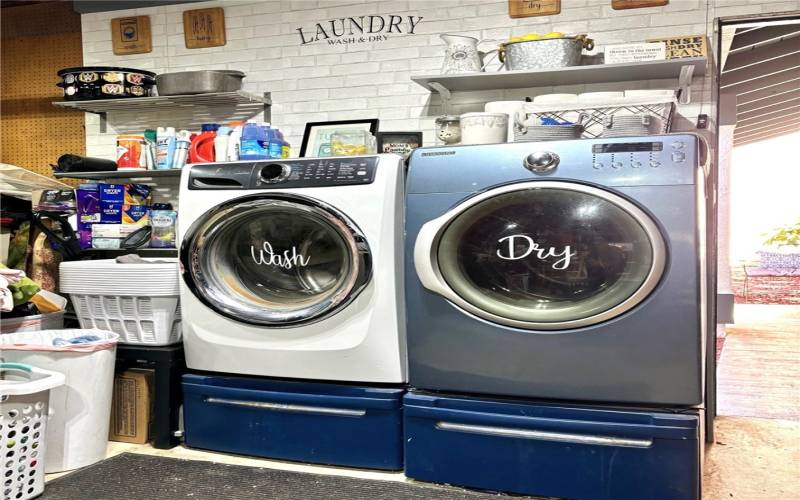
top-left (441, 34), bottom-right (492, 74)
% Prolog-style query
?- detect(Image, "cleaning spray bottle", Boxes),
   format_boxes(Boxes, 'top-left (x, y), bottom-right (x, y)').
top-left (156, 127), bottom-right (176, 170)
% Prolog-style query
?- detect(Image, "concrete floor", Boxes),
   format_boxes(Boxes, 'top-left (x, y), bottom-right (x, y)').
top-left (47, 304), bottom-right (800, 499)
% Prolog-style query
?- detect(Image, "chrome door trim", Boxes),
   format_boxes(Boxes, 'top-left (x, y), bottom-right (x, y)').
top-left (205, 397), bottom-right (366, 417)
top-left (435, 422), bottom-right (653, 448)
top-left (414, 181), bottom-right (666, 331)
top-left (181, 193), bottom-right (372, 327)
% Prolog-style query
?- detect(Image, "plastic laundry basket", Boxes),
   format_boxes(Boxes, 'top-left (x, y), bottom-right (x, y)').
top-left (0, 362), bottom-right (65, 500)
top-left (1, 329), bottom-right (118, 473)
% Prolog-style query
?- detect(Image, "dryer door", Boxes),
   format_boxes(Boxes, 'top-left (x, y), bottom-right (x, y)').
top-left (415, 181), bottom-right (666, 330)
top-left (181, 194), bottom-right (371, 326)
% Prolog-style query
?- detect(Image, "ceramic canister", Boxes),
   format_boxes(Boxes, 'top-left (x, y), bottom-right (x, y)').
top-left (460, 112), bottom-right (509, 145)
top-left (484, 101), bottom-right (526, 142)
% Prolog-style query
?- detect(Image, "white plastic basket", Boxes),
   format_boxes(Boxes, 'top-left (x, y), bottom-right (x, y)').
top-left (59, 259), bottom-right (182, 346)
top-left (0, 363), bottom-right (65, 500)
top-left (69, 294), bottom-right (181, 346)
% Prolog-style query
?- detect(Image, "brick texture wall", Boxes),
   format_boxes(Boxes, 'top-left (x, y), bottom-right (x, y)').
top-left (80, 0), bottom-right (797, 159)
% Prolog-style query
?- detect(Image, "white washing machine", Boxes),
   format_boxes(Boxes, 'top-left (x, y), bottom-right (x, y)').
top-left (177, 155), bottom-right (406, 383)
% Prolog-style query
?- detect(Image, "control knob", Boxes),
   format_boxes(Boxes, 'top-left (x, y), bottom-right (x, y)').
top-left (260, 163), bottom-right (291, 184)
top-left (523, 151), bottom-right (560, 173)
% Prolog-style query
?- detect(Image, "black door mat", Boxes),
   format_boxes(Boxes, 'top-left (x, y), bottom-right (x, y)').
top-left (42, 452), bottom-right (536, 500)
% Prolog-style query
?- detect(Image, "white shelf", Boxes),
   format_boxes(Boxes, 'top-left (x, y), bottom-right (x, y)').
top-left (412, 57), bottom-right (707, 104)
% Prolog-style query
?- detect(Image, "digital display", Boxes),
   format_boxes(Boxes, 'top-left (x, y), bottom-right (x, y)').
top-left (592, 142), bottom-right (664, 153)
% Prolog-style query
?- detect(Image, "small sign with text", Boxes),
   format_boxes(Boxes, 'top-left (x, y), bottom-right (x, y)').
top-left (604, 42), bottom-right (666, 64)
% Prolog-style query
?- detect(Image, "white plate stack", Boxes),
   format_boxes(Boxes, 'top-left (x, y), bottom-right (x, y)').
top-left (59, 259), bottom-right (182, 346)
top-left (515, 124), bottom-right (584, 142)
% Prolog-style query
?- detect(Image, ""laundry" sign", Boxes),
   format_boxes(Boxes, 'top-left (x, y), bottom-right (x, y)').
top-left (296, 15), bottom-right (424, 45)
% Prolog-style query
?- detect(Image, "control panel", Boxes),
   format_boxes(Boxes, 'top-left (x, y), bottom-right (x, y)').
top-left (262, 157), bottom-right (377, 188)
top-left (188, 157), bottom-right (379, 190)
top-left (590, 140), bottom-right (689, 171)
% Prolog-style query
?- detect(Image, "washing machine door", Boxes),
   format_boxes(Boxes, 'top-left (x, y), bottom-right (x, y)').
top-left (181, 194), bottom-right (371, 326)
top-left (415, 181), bottom-right (666, 330)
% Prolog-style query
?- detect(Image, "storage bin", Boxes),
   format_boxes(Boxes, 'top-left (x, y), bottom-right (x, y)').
top-left (59, 259), bottom-right (181, 346)
top-left (0, 363), bottom-right (65, 500)
top-left (0, 311), bottom-right (64, 333)
top-left (68, 294), bottom-right (181, 345)
top-left (182, 374), bottom-right (404, 470)
top-left (1, 330), bottom-right (119, 473)
top-left (404, 392), bottom-right (701, 500)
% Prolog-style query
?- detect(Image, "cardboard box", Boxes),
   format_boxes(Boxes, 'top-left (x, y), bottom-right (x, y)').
top-left (109, 369), bottom-right (154, 444)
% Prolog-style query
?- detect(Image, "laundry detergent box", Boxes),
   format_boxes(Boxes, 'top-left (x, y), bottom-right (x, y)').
top-left (150, 210), bottom-right (177, 248)
top-left (99, 183), bottom-right (152, 205)
top-left (122, 204), bottom-right (150, 226)
top-left (76, 184), bottom-right (101, 249)
top-left (100, 202), bottom-right (123, 224)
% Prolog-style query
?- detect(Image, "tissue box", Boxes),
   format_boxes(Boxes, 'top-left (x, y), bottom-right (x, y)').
top-left (92, 224), bottom-right (138, 249)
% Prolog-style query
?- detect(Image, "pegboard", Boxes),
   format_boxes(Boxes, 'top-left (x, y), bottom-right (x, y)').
top-left (0, 2), bottom-right (86, 184)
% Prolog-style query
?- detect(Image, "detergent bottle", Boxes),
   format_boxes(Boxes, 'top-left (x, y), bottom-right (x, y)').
top-left (189, 124), bottom-right (217, 164)
top-left (214, 126), bottom-right (231, 162)
top-left (227, 121), bottom-right (244, 161)
top-left (266, 127), bottom-right (283, 159)
top-left (239, 121), bottom-right (268, 160)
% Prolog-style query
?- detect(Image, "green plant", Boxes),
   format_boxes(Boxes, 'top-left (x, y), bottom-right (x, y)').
top-left (763, 220), bottom-right (800, 247)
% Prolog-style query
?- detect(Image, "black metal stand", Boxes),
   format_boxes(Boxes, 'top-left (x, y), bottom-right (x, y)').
top-left (115, 344), bottom-right (185, 449)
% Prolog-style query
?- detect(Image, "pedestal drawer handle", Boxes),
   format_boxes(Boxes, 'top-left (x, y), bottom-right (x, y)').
top-left (205, 397), bottom-right (366, 417)
top-left (435, 422), bottom-right (653, 448)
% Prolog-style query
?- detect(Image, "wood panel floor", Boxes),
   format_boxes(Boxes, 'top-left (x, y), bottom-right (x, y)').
top-left (717, 305), bottom-right (800, 420)
top-left (704, 304), bottom-right (800, 499)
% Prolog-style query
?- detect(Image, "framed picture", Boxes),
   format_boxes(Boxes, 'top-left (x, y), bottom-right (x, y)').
top-left (376, 132), bottom-right (423, 158)
top-left (300, 119), bottom-right (379, 158)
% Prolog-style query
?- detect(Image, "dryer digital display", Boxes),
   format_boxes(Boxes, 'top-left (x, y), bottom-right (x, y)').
top-left (592, 142), bottom-right (664, 153)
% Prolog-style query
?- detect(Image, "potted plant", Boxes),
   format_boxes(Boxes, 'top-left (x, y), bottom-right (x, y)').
top-left (759, 219), bottom-right (800, 268)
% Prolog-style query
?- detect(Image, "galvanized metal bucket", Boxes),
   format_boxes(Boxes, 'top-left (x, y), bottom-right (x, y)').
top-left (499, 35), bottom-right (594, 71)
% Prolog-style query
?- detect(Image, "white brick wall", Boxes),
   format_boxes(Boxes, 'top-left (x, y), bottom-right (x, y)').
top-left (80, 0), bottom-right (799, 159)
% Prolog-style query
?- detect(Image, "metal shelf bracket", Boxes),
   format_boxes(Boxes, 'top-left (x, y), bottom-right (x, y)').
top-left (428, 81), bottom-right (452, 114)
top-left (99, 112), bottom-right (108, 134)
top-left (263, 92), bottom-right (272, 122)
top-left (678, 64), bottom-right (696, 105)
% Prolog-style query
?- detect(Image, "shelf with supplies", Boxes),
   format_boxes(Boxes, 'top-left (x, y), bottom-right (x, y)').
top-left (52, 91), bottom-right (271, 133)
top-left (54, 169), bottom-right (182, 181)
top-left (411, 57), bottom-right (707, 105)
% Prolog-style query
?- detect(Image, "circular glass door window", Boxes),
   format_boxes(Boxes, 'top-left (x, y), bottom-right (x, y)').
top-left (432, 182), bottom-right (665, 330)
top-left (182, 196), bottom-right (371, 326)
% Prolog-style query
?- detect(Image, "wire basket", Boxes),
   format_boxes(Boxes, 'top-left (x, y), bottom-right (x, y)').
top-left (0, 363), bottom-right (65, 500)
top-left (525, 100), bottom-right (676, 139)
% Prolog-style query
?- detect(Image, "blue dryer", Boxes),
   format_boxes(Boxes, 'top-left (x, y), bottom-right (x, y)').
top-left (405, 135), bottom-right (707, 406)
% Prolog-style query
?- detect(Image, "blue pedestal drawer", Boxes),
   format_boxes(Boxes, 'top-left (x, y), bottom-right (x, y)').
top-left (182, 374), bottom-right (405, 470)
top-left (404, 392), bottom-right (701, 499)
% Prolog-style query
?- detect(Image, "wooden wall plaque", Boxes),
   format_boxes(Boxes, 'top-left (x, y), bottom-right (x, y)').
top-left (183, 7), bottom-right (226, 49)
top-left (111, 16), bottom-right (152, 55)
top-left (646, 35), bottom-right (708, 58)
top-left (508, 0), bottom-right (561, 19)
top-left (612, 0), bottom-right (668, 9)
